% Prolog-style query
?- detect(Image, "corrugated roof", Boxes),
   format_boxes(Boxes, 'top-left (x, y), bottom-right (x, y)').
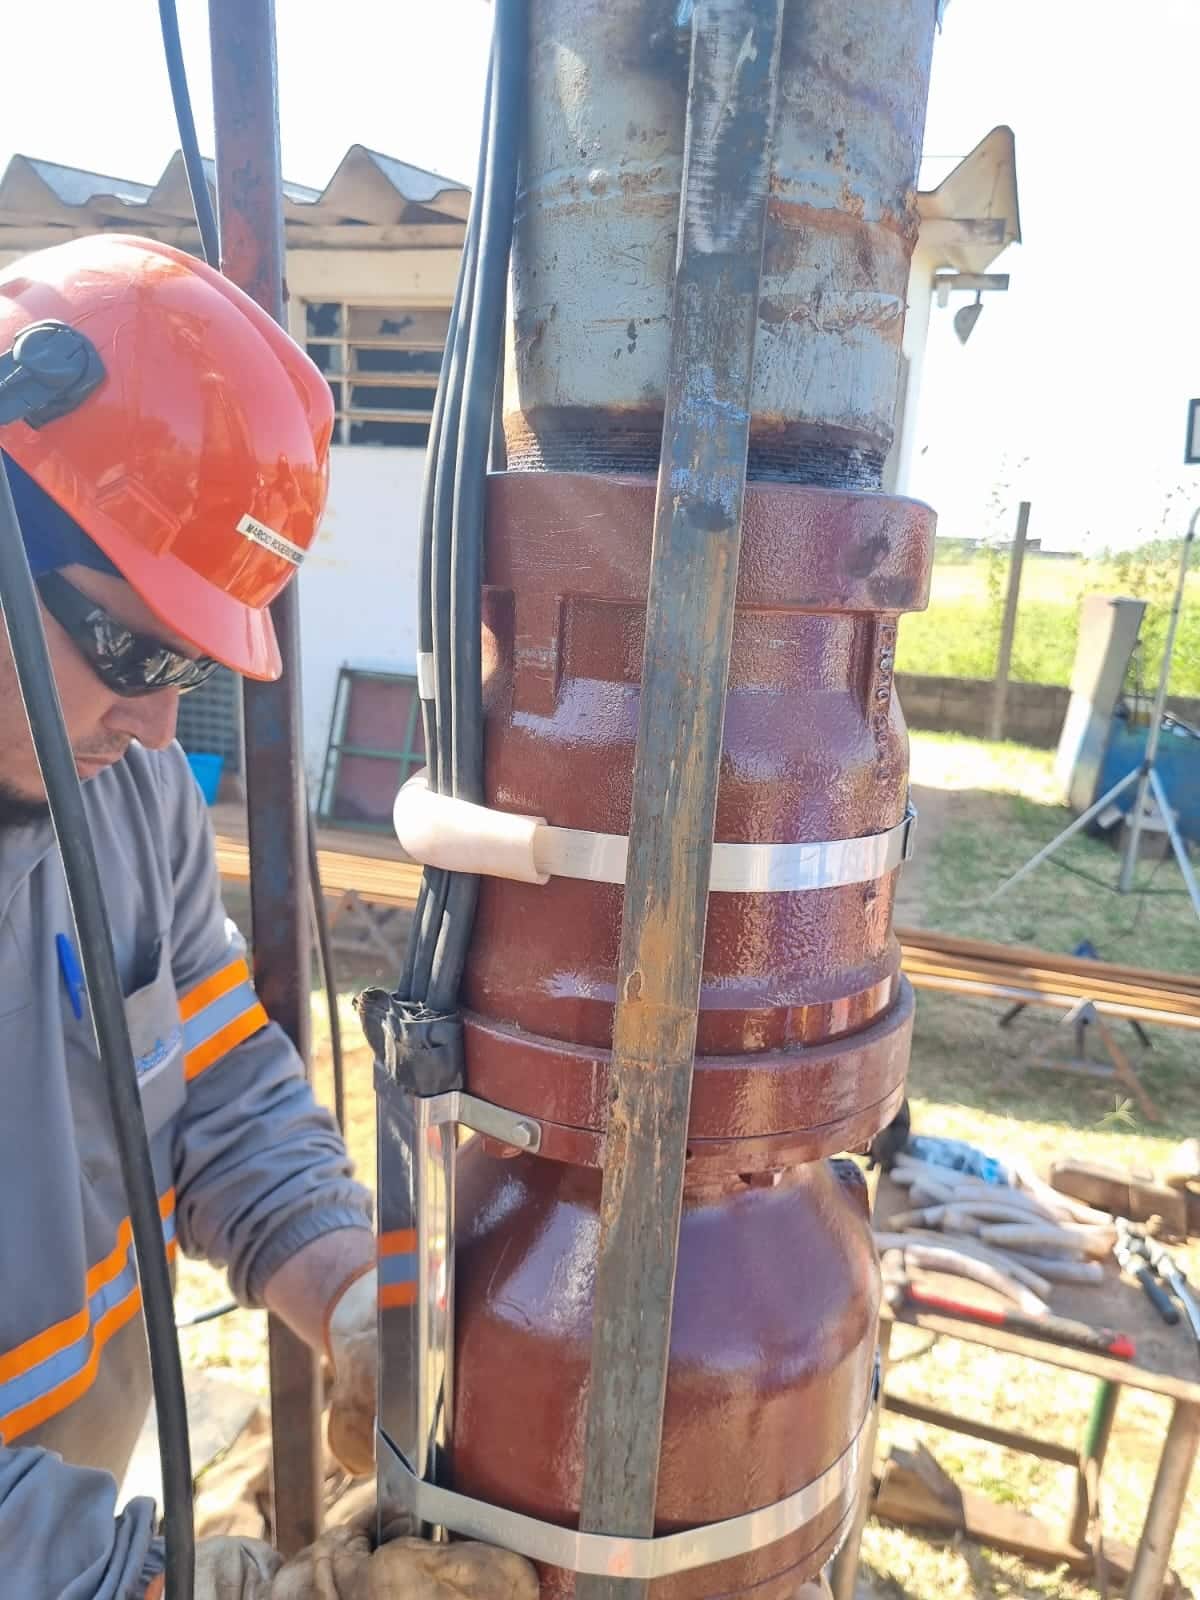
top-left (916, 126), bottom-right (1021, 273)
top-left (0, 144), bottom-right (468, 246)
top-left (1, 135), bottom-right (1016, 271)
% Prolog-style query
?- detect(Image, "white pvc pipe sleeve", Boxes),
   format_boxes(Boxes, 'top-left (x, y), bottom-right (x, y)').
top-left (394, 771), bottom-right (550, 885)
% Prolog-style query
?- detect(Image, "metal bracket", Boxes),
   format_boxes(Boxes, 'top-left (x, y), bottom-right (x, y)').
top-left (378, 1410), bottom-right (865, 1580)
top-left (415, 1087), bottom-right (541, 1153)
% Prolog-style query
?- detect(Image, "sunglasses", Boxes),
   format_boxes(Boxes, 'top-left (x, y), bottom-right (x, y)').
top-left (36, 571), bottom-right (219, 698)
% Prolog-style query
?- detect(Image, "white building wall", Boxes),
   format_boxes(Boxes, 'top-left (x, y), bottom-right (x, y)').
top-left (297, 444), bottom-right (426, 782)
top-left (883, 245), bottom-right (935, 496)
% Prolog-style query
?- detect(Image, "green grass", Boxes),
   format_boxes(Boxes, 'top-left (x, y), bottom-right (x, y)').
top-left (908, 731), bottom-right (1200, 1126)
top-left (914, 739), bottom-right (1200, 977)
top-left (897, 552), bottom-right (1200, 694)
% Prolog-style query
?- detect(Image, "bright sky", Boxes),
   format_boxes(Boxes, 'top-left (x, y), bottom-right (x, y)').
top-left (2, 1), bottom-right (1197, 552)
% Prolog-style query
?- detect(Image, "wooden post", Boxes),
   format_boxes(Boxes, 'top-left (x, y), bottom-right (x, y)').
top-left (988, 500), bottom-right (1031, 743)
top-left (1125, 1400), bottom-right (1200, 1600)
top-left (574, 7), bottom-right (784, 1600)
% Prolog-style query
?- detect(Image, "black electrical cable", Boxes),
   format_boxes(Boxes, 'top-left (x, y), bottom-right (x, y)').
top-left (157, 0), bottom-right (219, 267)
top-left (416, 202), bottom-right (477, 794)
top-left (406, 68), bottom-right (491, 1005)
top-left (428, 0), bottom-right (525, 1012)
top-left (402, 189), bottom-right (481, 1004)
top-left (177, 1298), bottom-right (238, 1329)
top-left (410, 225), bottom-right (484, 1002)
top-left (432, 182), bottom-right (485, 799)
top-left (0, 471), bottom-right (195, 1600)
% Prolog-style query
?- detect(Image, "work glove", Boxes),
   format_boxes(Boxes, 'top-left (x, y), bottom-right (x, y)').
top-left (366, 1534), bottom-right (541, 1600)
top-left (144, 1518), bottom-right (539, 1600)
top-left (325, 1265), bottom-right (379, 1478)
top-left (143, 1536), bottom-right (281, 1598)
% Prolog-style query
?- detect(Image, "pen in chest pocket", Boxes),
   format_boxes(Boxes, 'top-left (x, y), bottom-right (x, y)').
top-left (55, 931), bottom-right (85, 1020)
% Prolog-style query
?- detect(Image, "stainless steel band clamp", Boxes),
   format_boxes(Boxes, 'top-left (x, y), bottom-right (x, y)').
top-left (377, 1412), bottom-right (866, 1580)
top-left (395, 771), bottom-right (917, 895)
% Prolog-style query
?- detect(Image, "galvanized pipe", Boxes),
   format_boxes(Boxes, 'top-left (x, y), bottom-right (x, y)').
top-left (208, 0), bottom-right (324, 1556)
top-left (506, 0), bottom-right (936, 484)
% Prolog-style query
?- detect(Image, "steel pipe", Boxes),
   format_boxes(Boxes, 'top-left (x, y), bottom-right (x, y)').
top-left (209, 0), bottom-right (324, 1556)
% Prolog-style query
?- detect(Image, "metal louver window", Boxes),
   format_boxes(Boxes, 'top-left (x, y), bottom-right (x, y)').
top-left (318, 668), bottom-right (426, 831)
top-left (305, 302), bottom-right (448, 447)
top-left (175, 665), bottom-right (243, 776)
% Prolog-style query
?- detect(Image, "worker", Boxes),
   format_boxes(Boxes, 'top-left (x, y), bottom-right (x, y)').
top-left (0, 234), bottom-right (382, 1597)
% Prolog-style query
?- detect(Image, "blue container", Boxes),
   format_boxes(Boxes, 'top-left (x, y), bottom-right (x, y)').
top-left (186, 751), bottom-right (225, 806)
top-left (1096, 720), bottom-right (1200, 843)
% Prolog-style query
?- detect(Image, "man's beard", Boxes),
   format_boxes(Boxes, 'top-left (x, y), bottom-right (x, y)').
top-left (0, 781), bottom-right (50, 830)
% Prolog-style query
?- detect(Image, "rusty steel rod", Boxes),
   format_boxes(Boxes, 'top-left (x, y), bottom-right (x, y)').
top-left (575, 6), bottom-right (785, 1598)
top-left (208, 0), bottom-right (324, 1555)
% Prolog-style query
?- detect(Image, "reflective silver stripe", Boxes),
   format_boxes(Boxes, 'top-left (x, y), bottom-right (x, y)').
top-left (537, 805), bottom-right (917, 893)
top-left (379, 1411), bottom-right (864, 1579)
top-left (416, 651), bottom-right (436, 700)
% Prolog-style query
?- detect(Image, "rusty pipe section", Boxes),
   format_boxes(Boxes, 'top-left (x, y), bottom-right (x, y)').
top-left (377, 2), bottom-right (938, 1593)
top-left (505, 0), bottom-right (936, 485)
top-left (209, 0), bottom-right (324, 1557)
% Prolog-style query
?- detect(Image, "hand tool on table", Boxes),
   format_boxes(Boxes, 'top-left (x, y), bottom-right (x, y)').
top-left (1143, 1235), bottom-right (1200, 1351)
top-left (883, 1279), bottom-right (1136, 1362)
top-left (1115, 1222), bottom-right (1181, 1326)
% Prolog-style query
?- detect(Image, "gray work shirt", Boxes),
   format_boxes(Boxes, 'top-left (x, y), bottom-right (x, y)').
top-left (0, 742), bottom-right (372, 1597)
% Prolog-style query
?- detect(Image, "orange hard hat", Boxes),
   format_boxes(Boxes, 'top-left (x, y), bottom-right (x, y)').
top-left (0, 234), bottom-right (334, 679)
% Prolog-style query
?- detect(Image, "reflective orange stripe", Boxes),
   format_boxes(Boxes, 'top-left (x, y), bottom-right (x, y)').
top-left (184, 1001), bottom-right (268, 1082)
top-left (378, 1229), bottom-right (418, 1256)
top-left (178, 955), bottom-right (251, 1021)
top-left (379, 1282), bottom-right (419, 1309)
top-left (0, 1192), bottom-right (177, 1442)
top-left (1, 1285), bottom-right (145, 1442)
top-left (0, 1191), bottom-right (175, 1387)
top-left (0, 1305), bottom-right (90, 1389)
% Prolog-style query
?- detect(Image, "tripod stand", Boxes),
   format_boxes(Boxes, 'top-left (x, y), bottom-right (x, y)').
top-left (987, 516), bottom-right (1200, 924)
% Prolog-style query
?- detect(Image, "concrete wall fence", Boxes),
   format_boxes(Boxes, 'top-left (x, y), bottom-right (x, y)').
top-left (896, 673), bottom-right (1200, 749)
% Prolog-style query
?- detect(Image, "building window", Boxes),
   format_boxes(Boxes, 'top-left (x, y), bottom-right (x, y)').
top-left (304, 302), bottom-right (448, 447)
top-left (318, 668), bottom-right (426, 831)
top-left (176, 665), bottom-right (243, 786)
